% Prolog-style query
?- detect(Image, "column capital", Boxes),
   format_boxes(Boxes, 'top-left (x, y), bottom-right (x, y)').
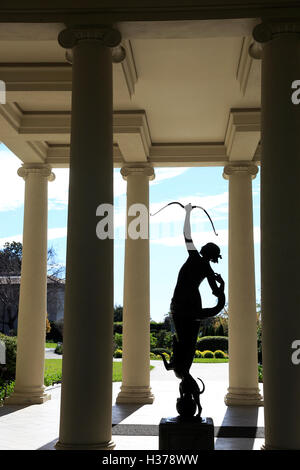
top-left (223, 163), bottom-right (258, 180)
top-left (58, 25), bottom-right (122, 49)
top-left (17, 164), bottom-right (55, 182)
top-left (121, 165), bottom-right (155, 181)
top-left (253, 20), bottom-right (300, 44)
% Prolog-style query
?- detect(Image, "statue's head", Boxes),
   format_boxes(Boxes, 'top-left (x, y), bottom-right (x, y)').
top-left (200, 243), bottom-right (222, 263)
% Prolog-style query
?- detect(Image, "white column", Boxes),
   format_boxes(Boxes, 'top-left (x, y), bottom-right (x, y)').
top-left (116, 165), bottom-right (155, 404)
top-left (223, 163), bottom-right (263, 406)
top-left (253, 20), bottom-right (300, 450)
top-left (5, 164), bottom-right (55, 405)
top-left (56, 26), bottom-right (121, 450)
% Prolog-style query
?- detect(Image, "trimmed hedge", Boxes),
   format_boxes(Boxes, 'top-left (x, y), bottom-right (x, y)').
top-left (202, 350), bottom-right (214, 358)
top-left (113, 322), bottom-right (123, 334)
top-left (214, 350), bottom-right (227, 359)
top-left (0, 333), bottom-right (17, 381)
top-left (197, 336), bottom-right (228, 353)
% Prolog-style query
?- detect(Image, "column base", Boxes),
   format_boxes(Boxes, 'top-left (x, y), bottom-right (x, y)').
top-left (224, 387), bottom-right (263, 406)
top-left (4, 387), bottom-right (51, 405)
top-left (55, 440), bottom-right (115, 450)
top-left (116, 385), bottom-right (155, 404)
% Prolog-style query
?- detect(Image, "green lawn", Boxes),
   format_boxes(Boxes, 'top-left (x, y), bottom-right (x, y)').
top-left (44, 359), bottom-right (154, 385)
top-left (45, 342), bottom-right (58, 349)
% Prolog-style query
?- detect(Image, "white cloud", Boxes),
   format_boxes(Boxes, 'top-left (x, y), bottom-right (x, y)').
top-left (113, 167), bottom-right (189, 198)
top-left (0, 147), bottom-right (24, 211)
top-left (150, 226), bottom-right (261, 248)
top-left (149, 193), bottom-right (228, 225)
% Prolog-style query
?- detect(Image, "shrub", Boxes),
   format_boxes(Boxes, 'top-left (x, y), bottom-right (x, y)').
top-left (150, 352), bottom-right (157, 359)
top-left (152, 348), bottom-right (171, 356)
top-left (202, 350), bottom-right (214, 358)
top-left (0, 379), bottom-right (15, 401)
top-left (0, 333), bottom-right (17, 381)
top-left (55, 343), bottom-right (63, 355)
top-left (114, 349), bottom-right (122, 358)
top-left (114, 333), bottom-right (123, 349)
top-left (47, 320), bottom-right (63, 343)
top-left (258, 365), bottom-right (263, 383)
top-left (197, 336), bottom-right (228, 353)
top-left (113, 322), bottom-right (123, 334)
top-left (194, 350), bottom-right (203, 358)
top-left (214, 350), bottom-right (227, 359)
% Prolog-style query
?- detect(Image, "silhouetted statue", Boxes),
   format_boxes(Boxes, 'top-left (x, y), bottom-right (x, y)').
top-left (159, 203), bottom-right (225, 419)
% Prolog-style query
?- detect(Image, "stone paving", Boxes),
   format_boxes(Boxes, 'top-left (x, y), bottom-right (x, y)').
top-left (0, 357), bottom-right (265, 451)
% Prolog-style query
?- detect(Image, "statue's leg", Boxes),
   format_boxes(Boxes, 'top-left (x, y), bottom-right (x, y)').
top-left (172, 313), bottom-right (200, 373)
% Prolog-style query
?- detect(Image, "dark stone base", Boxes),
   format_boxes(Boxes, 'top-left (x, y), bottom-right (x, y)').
top-left (159, 416), bottom-right (214, 450)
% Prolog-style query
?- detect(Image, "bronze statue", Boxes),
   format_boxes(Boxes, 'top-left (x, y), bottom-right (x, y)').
top-left (156, 203), bottom-right (225, 419)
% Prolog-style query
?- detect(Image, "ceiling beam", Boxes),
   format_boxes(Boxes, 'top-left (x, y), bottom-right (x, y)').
top-left (0, 1), bottom-right (299, 23)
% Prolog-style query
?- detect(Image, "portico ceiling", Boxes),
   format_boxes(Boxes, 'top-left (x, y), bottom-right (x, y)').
top-left (0, 20), bottom-right (262, 167)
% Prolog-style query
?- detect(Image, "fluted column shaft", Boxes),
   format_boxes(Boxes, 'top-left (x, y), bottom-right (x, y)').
top-left (253, 20), bottom-right (300, 450)
top-left (223, 163), bottom-right (263, 406)
top-left (56, 26), bottom-right (121, 450)
top-left (5, 164), bottom-right (55, 405)
top-left (116, 166), bottom-right (155, 404)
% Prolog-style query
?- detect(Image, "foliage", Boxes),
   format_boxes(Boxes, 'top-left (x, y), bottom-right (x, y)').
top-left (44, 359), bottom-right (62, 386)
top-left (0, 333), bottom-right (17, 380)
top-left (258, 364), bottom-right (263, 383)
top-left (214, 350), bottom-right (227, 359)
top-left (46, 314), bottom-right (51, 335)
top-left (114, 305), bottom-right (123, 322)
top-left (196, 336), bottom-right (228, 353)
top-left (150, 332), bottom-right (158, 349)
top-left (152, 347), bottom-right (171, 356)
top-left (55, 343), bottom-right (63, 355)
top-left (194, 350), bottom-right (203, 358)
top-left (202, 350), bottom-right (214, 358)
top-left (113, 322), bottom-right (123, 334)
top-left (114, 349), bottom-right (123, 358)
top-left (47, 320), bottom-right (63, 343)
top-left (154, 330), bottom-right (173, 350)
top-left (114, 333), bottom-right (123, 350)
top-left (0, 242), bottom-right (64, 336)
top-left (0, 379), bottom-right (15, 401)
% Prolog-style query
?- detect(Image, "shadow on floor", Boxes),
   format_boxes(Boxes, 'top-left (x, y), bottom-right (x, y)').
top-left (38, 438), bottom-right (58, 450)
top-left (215, 406), bottom-right (261, 450)
top-left (38, 404), bottom-right (144, 450)
top-left (112, 403), bottom-right (143, 427)
top-left (0, 403), bottom-right (30, 417)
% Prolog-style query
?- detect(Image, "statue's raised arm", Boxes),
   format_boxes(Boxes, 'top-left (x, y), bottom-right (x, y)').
top-left (183, 203), bottom-right (197, 252)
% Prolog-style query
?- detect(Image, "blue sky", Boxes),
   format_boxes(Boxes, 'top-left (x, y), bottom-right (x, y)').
top-left (0, 143), bottom-right (261, 322)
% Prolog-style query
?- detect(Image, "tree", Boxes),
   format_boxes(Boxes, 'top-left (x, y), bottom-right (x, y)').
top-left (0, 241), bottom-right (64, 335)
top-left (114, 305), bottom-right (123, 322)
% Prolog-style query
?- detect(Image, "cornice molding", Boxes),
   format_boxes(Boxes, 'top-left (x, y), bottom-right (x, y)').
top-left (224, 108), bottom-right (260, 162)
top-left (236, 37), bottom-right (261, 95)
top-left (0, 103), bottom-right (262, 168)
top-left (0, 45), bottom-right (137, 97)
top-left (0, 2), bottom-right (300, 23)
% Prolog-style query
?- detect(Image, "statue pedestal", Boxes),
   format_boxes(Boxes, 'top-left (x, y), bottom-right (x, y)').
top-left (159, 416), bottom-right (214, 450)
